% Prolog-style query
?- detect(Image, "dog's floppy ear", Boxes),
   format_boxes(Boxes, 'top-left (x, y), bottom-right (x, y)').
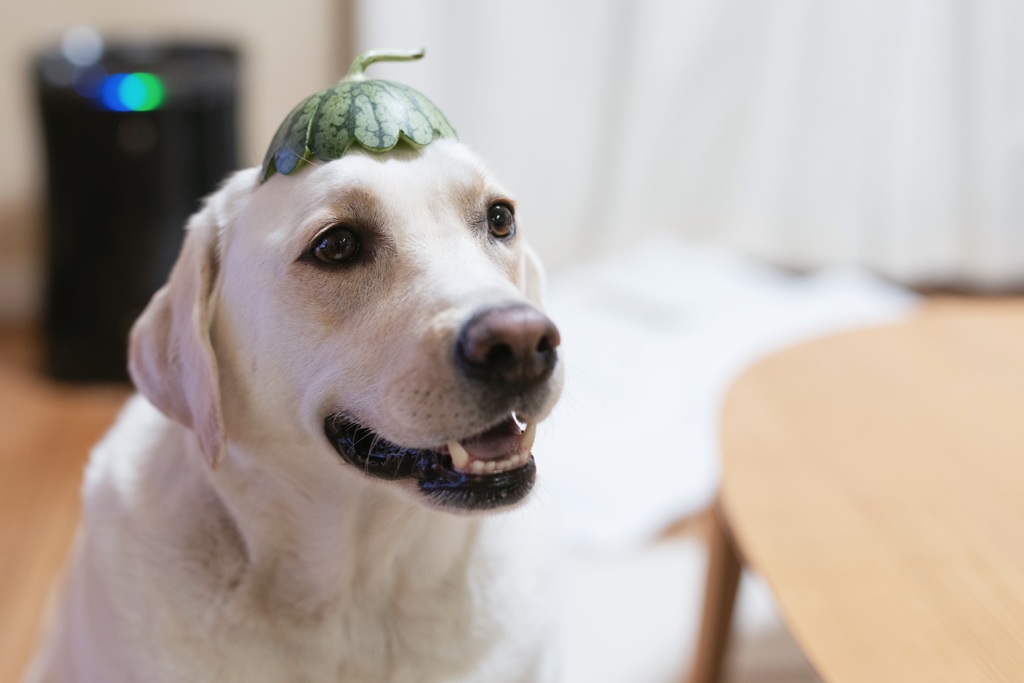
top-left (128, 173), bottom-right (251, 467)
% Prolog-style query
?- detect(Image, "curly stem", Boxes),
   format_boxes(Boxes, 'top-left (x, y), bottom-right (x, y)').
top-left (343, 48), bottom-right (426, 82)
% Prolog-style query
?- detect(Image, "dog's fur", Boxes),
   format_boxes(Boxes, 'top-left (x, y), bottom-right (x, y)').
top-left (25, 140), bottom-right (564, 683)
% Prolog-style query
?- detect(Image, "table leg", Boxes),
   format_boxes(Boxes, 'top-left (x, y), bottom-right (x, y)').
top-left (686, 500), bottom-right (743, 683)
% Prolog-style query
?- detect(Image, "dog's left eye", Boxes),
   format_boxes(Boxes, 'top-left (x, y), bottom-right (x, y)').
top-left (487, 203), bottom-right (515, 239)
top-left (312, 226), bottom-right (360, 264)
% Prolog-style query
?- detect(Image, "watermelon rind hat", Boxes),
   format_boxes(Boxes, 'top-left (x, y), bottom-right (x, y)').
top-left (260, 48), bottom-right (457, 183)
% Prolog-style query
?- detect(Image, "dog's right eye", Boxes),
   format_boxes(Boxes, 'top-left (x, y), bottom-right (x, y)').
top-left (311, 226), bottom-right (360, 264)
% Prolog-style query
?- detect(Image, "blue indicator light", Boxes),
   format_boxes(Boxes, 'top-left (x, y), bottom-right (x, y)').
top-left (99, 73), bottom-right (129, 111)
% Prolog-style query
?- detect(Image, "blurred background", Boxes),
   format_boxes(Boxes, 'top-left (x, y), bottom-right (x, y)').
top-left (3, 0), bottom-right (1024, 326)
top-left (2, 1), bottom-right (1022, 682)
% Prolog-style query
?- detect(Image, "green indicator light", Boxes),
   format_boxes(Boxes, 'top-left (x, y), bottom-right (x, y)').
top-left (117, 72), bottom-right (164, 112)
top-left (135, 73), bottom-right (164, 110)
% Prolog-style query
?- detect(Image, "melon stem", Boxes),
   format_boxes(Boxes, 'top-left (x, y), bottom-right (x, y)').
top-left (343, 49), bottom-right (426, 82)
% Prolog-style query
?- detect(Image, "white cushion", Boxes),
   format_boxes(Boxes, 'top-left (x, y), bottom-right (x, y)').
top-left (537, 237), bottom-right (917, 550)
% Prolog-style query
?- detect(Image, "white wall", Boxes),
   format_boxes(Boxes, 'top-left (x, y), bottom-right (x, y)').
top-left (0, 0), bottom-right (350, 322)
top-left (358, 0), bottom-right (1024, 289)
top-left (353, 2), bottom-right (623, 271)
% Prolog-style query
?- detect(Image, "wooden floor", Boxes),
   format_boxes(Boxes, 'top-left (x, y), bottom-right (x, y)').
top-left (0, 329), bottom-right (131, 682)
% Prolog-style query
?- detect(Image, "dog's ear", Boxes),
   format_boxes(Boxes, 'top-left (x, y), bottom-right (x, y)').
top-left (520, 243), bottom-right (548, 307)
top-left (128, 172), bottom-right (252, 467)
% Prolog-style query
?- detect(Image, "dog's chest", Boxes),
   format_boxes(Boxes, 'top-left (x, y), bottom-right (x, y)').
top-left (203, 552), bottom-right (548, 683)
top-left (178, 510), bottom-right (555, 683)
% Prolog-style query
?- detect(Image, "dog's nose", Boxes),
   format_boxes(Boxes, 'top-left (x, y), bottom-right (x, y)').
top-left (457, 304), bottom-right (560, 388)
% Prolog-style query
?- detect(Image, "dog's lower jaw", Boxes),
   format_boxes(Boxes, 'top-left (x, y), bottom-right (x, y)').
top-left (323, 414), bottom-right (539, 512)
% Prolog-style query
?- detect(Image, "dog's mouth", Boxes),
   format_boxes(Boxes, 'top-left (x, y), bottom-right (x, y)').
top-left (324, 414), bottom-right (537, 511)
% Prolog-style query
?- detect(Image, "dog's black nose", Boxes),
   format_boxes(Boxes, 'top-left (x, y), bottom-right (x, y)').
top-left (457, 304), bottom-right (560, 388)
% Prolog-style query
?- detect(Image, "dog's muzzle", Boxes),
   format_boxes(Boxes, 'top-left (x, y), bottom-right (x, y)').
top-left (325, 303), bottom-right (559, 512)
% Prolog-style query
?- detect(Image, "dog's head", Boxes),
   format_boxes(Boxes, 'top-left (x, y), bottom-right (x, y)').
top-left (129, 140), bottom-right (563, 512)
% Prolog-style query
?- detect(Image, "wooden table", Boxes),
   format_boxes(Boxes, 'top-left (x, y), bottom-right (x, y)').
top-left (689, 298), bottom-right (1024, 683)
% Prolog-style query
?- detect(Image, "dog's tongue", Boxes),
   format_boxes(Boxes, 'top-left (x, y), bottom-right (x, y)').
top-left (446, 416), bottom-right (538, 472)
top-left (462, 418), bottom-right (523, 462)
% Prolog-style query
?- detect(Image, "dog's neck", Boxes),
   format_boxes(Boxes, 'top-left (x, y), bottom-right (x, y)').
top-left (191, 437), bottom-right (484, 619)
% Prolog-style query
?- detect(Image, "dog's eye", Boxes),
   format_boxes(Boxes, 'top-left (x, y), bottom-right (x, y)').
top-left (487, 203), bottom-right (515, 239)
top-left (312, 226), bottom-right (360, 264)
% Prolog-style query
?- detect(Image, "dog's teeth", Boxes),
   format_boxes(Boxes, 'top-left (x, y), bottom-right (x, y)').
top-left (522, 422), bottom-right (537, 455)
top-left (452, 423), bottom-right (536, 476)
top-left (448, 440), bottom-right (470, 470)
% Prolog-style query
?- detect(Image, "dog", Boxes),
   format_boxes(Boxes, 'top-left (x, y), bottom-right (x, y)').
top-left (24, 138), bottom-right (565, 683)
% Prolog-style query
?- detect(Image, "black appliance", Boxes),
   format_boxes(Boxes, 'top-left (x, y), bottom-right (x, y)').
top-left (36, 42), bottom-right (239, 381)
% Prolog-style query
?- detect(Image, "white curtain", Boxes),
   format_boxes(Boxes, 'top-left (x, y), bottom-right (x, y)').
top-left (355, 0), bottom-right (1024, 287)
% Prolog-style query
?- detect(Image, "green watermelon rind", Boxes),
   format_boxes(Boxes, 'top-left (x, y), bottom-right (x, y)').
top-left (260, 79), bottom-right (457, 182)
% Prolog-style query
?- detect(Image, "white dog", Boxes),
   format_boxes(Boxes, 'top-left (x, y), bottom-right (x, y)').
top-left (25, 139), bottom-right (565, 683)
